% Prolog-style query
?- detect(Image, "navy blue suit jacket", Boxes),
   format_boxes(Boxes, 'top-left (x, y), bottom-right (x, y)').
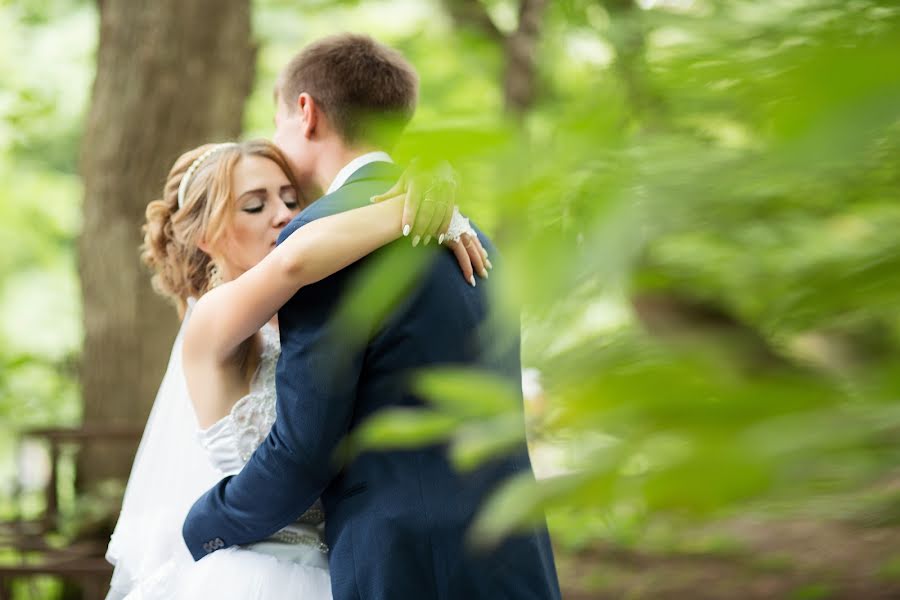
top-left (183, 161), bottom-right (560, 599)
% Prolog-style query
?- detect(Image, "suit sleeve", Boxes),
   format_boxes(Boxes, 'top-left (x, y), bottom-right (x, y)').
top-left (182, 217), bottom-right (367, 560)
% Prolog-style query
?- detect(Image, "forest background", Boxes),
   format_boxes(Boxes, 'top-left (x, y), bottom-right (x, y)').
top-left (1, 0), bottom-right (900, 597)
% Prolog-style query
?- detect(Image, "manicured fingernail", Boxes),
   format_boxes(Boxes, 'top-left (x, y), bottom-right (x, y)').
top-left (480, 268), bottom-right (489, 279)
top-left (403, 224), bottom-right (411, 237)
top-left (469, 276), bottom-right (476, 287)
top-left (486, 258), bottom-right (493, 269)
top-left (412, 235), bottom-right (421, 247)
top-left (438, 234), bottom-right (445, 245)
top-left (424, 235), bottom-right (431, 246)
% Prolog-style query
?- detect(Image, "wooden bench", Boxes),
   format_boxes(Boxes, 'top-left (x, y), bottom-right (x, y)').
top-left (0, 425), bottom-right (142, 600)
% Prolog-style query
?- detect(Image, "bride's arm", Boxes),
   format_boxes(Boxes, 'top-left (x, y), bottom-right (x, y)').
top-left (186, 198), bottom-right (487, 364)
top-left (187, 196), bottom-right (404, 362)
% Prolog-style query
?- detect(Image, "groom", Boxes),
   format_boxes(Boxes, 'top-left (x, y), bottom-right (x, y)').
top-left (183, 33), bottom-right (560, 599)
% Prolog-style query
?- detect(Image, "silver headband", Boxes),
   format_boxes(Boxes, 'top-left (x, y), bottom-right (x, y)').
top-left (177, 143), bottom-right (239, 209)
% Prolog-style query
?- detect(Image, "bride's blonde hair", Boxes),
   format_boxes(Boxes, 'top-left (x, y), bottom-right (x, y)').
top-left (142, 140), bottom-right (303, 317)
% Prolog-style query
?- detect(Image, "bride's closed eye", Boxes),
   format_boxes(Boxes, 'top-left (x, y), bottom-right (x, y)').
top-left (239, 189), bottom-right (267, 213)
top-left (239, 186), bottom-right (299, 213)
top-left (280, 186), bottom-right (299, 209)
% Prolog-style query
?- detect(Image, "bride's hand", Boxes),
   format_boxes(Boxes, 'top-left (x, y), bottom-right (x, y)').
top-left (371, 159), bottom-right (457, 247)
top-left (447, 231), bottom-right (490, 287)
top-left (371, 159), bottom-right (491, 285)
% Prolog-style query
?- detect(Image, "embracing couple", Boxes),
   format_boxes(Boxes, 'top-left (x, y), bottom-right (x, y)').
top-left (105, 33), bottom-right (560, 600)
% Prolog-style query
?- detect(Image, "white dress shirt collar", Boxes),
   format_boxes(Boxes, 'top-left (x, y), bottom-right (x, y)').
top-left (326, 151), bottom-right (393, 195)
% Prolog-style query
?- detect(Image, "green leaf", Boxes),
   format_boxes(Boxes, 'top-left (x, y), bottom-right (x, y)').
top-left (414, 367), bottom-right (520, 418)
top-left (449, 413), bottom-right (526, 471)
top-left (350, 408), bottom-right (460, 453)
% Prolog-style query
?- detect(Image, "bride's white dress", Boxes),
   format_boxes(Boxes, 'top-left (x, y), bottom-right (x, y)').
top-left (118, 323), bottom-right (332, 600)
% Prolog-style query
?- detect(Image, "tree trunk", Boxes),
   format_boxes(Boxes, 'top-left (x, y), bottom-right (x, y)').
top-left (442, 0), bottom-right (548, 115)
top-left (78, 0), bottom-right (255, 489)
top-left (503, 0), bottom-right (548, 114)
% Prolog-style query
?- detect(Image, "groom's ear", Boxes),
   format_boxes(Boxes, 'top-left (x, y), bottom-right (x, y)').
top-left (297, 92), bottom-right (317, 140)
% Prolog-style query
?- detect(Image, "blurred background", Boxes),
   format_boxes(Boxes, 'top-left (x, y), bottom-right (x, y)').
top-left (1, 0), bottom-right (899, 598)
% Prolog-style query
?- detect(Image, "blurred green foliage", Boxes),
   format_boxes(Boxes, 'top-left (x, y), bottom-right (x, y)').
top-left (1, 0), bottom-right (899, 573)
top-left (0, 1), bottom-right (87, 495)
top-left (327, 0), bottom-right (900, 547)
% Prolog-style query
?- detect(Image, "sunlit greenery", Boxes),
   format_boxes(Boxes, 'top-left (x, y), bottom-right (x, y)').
top-left (2, 0), bottom-right (899, 597)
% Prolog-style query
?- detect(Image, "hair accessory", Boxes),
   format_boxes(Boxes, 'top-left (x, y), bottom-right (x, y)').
top-left (177, 143), bottom-right (239, 209)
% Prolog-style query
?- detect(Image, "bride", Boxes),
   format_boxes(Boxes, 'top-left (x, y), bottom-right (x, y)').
top-left (104, 139), bottom-right (487, 599)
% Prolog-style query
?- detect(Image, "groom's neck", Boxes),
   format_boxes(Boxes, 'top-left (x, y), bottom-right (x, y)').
top-left (313, 137), bottom-right (382, 195)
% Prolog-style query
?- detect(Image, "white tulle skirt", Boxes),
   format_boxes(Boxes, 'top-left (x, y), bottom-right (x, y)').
top-left (120, 543), bottom-right (332, 600)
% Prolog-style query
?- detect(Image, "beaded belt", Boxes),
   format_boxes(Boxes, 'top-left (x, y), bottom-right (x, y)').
top-left (269, 529), bottom-right (329, 553)
top-left (295, 500), bottom-right (325, 525)
top-left (267, 498), bottom-right (328, 552)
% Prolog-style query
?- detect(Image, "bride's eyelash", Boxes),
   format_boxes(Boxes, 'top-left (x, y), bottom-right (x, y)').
top-left (281, 186), bottom-right (299, 209)
top-left (242, 203), bottom-right (264, 214)
top-left (241, 191), bottom-right (267, 213)
top-left (241, 187), bottom-right (297, 213)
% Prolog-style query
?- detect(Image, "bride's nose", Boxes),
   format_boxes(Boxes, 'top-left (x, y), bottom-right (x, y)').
top-left (273, 201), bottom-right (293, 228)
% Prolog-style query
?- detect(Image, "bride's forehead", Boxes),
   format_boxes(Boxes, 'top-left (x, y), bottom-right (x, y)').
top-left (232, 155), bottom-right (288, 187)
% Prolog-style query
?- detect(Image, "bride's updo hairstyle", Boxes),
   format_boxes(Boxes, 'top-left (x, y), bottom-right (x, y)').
top-left (142, 140), bottom-right (302, 317)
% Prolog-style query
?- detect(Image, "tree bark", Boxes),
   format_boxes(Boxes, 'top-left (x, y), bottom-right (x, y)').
top-left (442, 0), bottom-right (548, 115)
top-left (78, 0), bottom-right (255, 488)
top-left (503, 0), bottom-right (548, 114)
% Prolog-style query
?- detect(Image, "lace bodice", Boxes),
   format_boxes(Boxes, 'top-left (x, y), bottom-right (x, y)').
top-left (196, 324), bottom-right (326, 550)
top-left (197, 324), bottom-right (280, 473)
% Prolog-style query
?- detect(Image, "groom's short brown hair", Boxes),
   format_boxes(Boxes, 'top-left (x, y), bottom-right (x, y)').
top-left (278, 33), bottom-right (419, 146)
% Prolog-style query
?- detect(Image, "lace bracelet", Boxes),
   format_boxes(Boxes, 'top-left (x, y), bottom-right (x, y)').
top-left (444, 207), bottom-right (476, 244)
